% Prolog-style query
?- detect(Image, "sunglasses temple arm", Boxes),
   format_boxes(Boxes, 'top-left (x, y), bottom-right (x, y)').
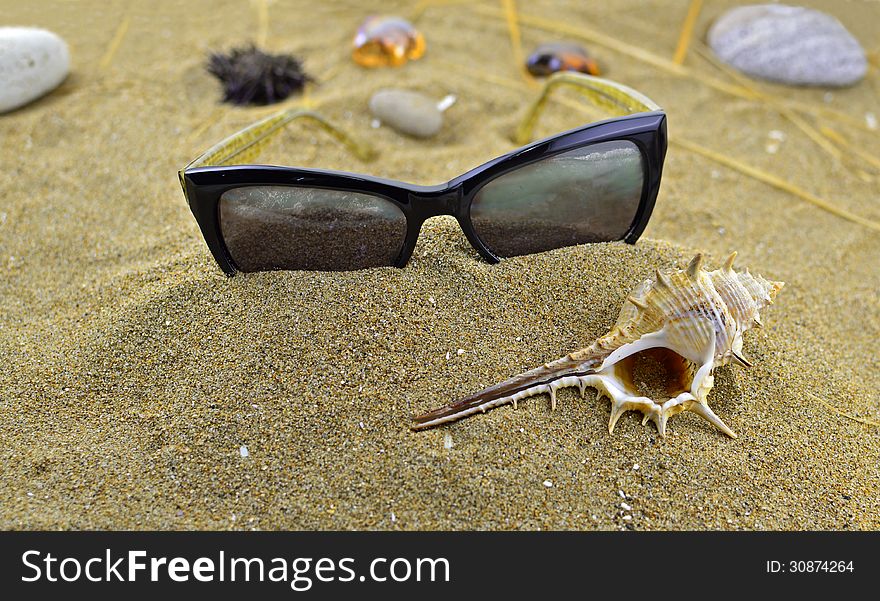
top-left (514, 72), bottom-right (663, 146)
top-left (180, 108), bottom-right (378, 181)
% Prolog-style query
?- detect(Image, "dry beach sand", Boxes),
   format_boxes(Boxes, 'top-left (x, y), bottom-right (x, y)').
top-left (1, 0), bottom-right (878, 529)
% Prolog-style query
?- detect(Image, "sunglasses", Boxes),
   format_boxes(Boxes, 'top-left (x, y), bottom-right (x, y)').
top-left (179, 73), bottom-right (666, 275)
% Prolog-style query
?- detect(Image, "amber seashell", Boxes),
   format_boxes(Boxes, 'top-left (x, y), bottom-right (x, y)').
top-left (526, 42), bottom-right (600, 76)
top-left (352, 16), bottom-right (426, 68)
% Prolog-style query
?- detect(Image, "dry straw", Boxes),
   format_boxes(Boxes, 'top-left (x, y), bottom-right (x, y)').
top-left (672, 0), bottom-right (703, 65)
top-left (98, 15), bottom-right (131, 71)
top-left (670, 138), bottom-right (880, 232)
top-left (693, 44), bottom-right (875, 179)
top-left (501, 0), bottom-right (539, 88)
top-left (253, 0), bottom-right (271, 47)
top-left (809, 393), bottom-right (880, 428)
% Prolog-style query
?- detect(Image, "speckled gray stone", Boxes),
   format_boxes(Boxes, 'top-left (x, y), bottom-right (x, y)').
top-left (707, 4), bottom-right (866, 87)
top-left (0, 27), bottom-right (70, 113)
top-left (369, 89), bottom-right (443, 138)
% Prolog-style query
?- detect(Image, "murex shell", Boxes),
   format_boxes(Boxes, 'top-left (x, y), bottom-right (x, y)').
top-left (413, 253), bottom-right (784, 438)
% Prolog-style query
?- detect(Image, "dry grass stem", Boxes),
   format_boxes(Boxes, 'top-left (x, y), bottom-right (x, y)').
top-left (672, 0), bottom-right (703, 65)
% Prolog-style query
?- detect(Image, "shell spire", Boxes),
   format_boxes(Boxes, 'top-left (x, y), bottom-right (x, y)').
top-left (413, 253), bottom-right (784, 438)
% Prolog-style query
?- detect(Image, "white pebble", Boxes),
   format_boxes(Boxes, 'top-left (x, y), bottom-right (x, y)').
top-left (543, 480), bottom-right (553, 488)
top-left (445, 351), bottom-right (451, 360)
top-left (618, 490), bottom-right (626, 499)
top-left (768, 130), bottom-right (786, 141)
top-left (443, 433), bottom-right (453, 449)
top-left (622, 515), bottom-right (632, 521)
top-left (0, 27), bottom-right (70, 113)
top-left (456, 348), bottom-right (465, 355)
top-left (866, 113), bottom-right (878, 130)
top-left (239, 445), bottom-right (249, 458)
top-left (632, 464), bottom-right (640, 471)
top-left (436, 94), bottom-right (457, 112)
top-left (621, 502), bottom-right (632, 511)
top-left (390, 512), bottom-right (397, 522)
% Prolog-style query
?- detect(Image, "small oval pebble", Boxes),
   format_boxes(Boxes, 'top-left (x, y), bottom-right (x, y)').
top-left (707, 4), bottom-right (866, 87)
top-left (0, 27), bottom-right (70, 113)
top-left (369, 89), bottom-right (443, 138)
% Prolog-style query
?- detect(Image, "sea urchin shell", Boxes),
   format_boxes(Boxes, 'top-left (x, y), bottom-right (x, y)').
top-left (207, 45), bottom-right (311, 106)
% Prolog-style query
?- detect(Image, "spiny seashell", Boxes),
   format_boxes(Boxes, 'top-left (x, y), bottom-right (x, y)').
top-left (707, 4), bottom-right (867, 87)
top-left (413, 253), bottom-right (784, 438)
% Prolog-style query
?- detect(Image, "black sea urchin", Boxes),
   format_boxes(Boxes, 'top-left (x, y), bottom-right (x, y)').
top-left (207, 45), bottom-right (312, 106)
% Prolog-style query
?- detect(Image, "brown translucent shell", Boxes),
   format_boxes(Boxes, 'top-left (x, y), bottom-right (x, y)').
top-left (526, 42), bottom-right (600, 77)
top-left (352, 16), bottom-right (426, 68)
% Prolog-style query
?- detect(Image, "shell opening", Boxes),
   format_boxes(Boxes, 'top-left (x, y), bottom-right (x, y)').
top-left (610, 347), bottom-right (695, 402)
top-left (594, 346), bottom-right (736, 438)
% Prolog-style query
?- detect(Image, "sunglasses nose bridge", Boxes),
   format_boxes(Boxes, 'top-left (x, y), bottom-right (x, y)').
top-left (408, 187), bottom-right (462, 219)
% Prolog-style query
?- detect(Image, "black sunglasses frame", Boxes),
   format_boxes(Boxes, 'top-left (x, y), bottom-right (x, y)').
top-left (181, 110), bottom-right (666, 276)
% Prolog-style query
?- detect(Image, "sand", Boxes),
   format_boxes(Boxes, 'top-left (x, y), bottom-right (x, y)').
top-left (0, 0), bottom-right (878, 530)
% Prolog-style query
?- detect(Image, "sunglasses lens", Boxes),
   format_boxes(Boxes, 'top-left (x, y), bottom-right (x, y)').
top-left (219, 186), bottom-right (407, 271)
top-left (469, 140), bottom-right (645, 257)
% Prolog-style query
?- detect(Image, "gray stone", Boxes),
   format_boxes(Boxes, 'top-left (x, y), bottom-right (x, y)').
top-left (0, 27), bottom-right (70, 113)
top-left (707, 4), bottom-right (866, 87)
top-left (369, 89), bottom-right (443, 138)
